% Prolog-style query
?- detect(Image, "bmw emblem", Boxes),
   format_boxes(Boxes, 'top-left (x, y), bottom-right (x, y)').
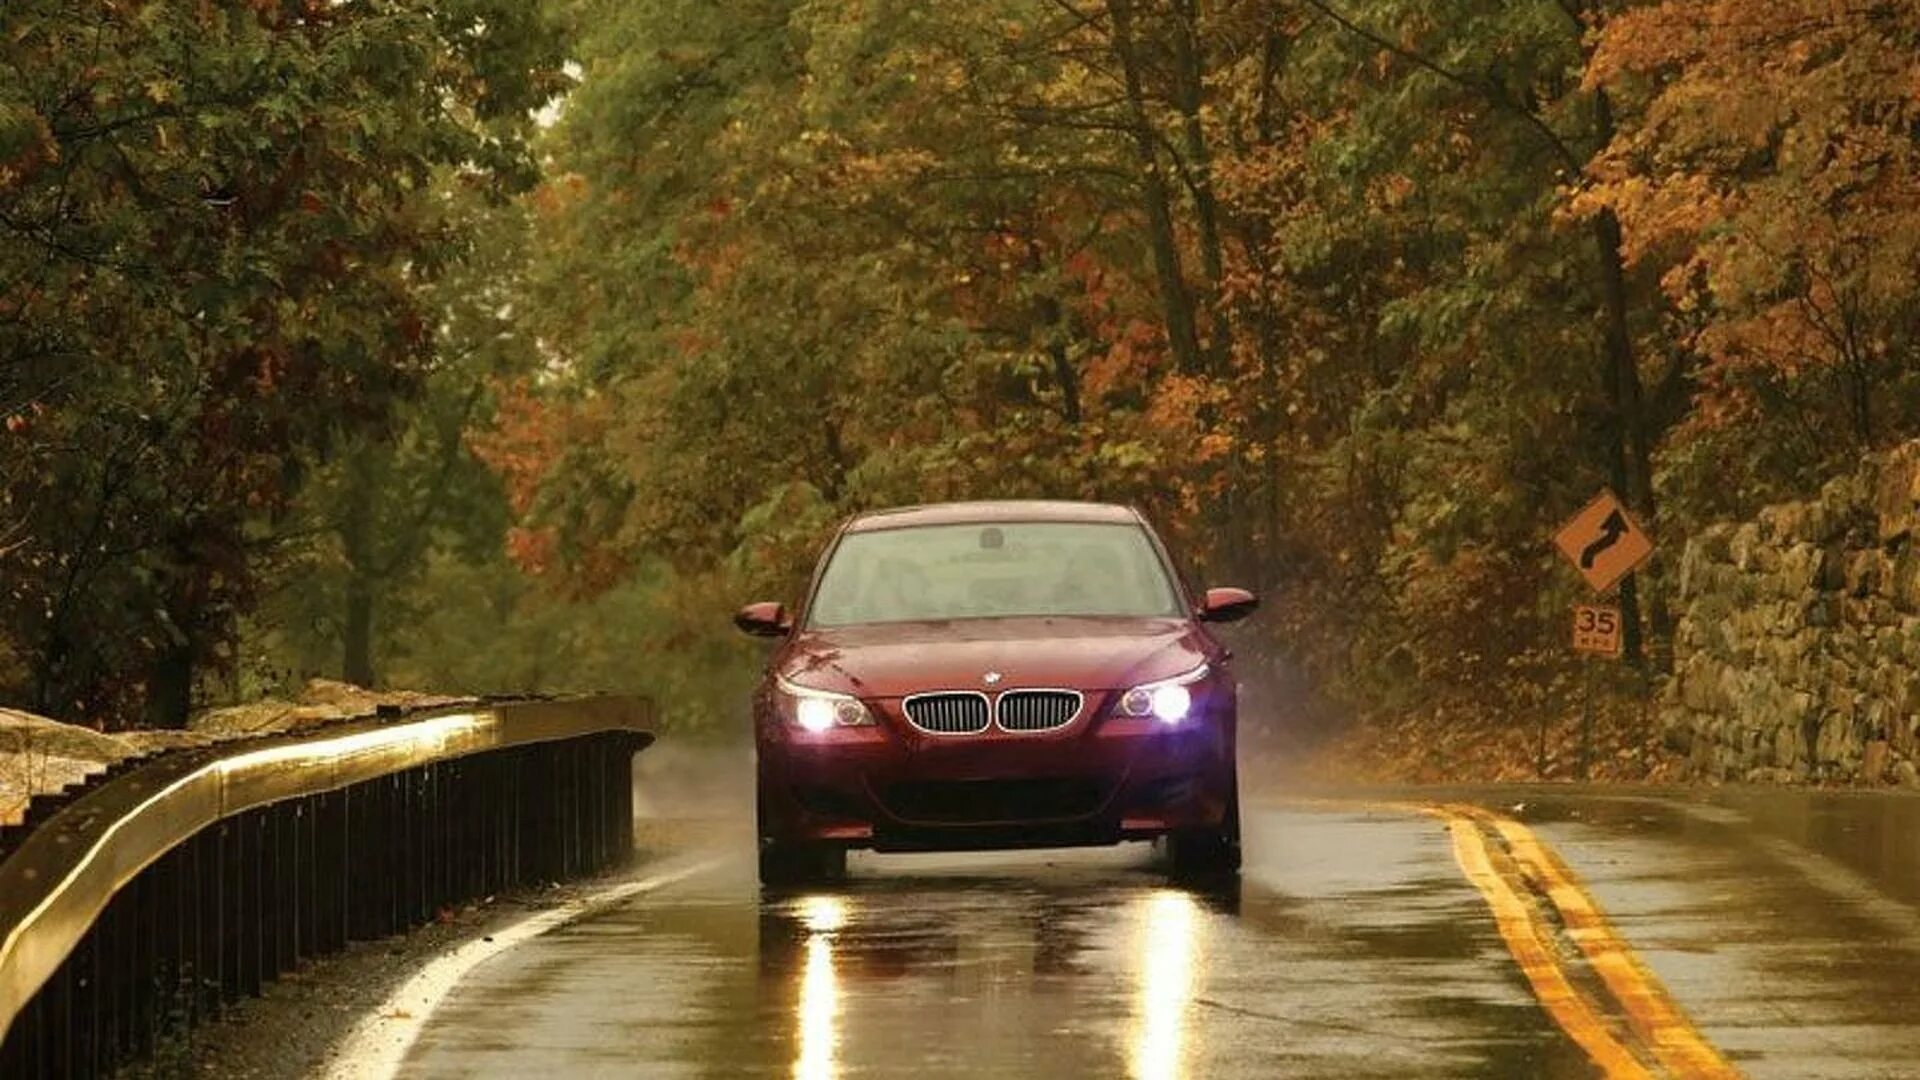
top-left (982, 671), bottom-right (1004, 685)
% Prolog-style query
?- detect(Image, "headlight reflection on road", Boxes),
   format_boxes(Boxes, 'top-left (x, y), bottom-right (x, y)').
top-left (1130, 890), bottom-right (1204, 1080)
top-left (795, 895), bottom-right (848, 1080)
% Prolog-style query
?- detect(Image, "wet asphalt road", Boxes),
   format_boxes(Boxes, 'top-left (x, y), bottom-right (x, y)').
top-left (386, 785), bottom-right (1920, 1079)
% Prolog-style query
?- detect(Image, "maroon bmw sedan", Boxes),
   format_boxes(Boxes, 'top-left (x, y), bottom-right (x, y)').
top-left (734, 500), bottom-right (1256, 885)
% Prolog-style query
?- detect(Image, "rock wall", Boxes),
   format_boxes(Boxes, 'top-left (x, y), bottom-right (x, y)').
top-left (1664, 443), bottom-right (1920, 786)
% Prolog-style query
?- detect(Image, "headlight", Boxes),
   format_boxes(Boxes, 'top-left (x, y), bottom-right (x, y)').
top-left (777, 676), bottom-right (876, 732)
top-left (1117, 663), bottom-right (1209, 725)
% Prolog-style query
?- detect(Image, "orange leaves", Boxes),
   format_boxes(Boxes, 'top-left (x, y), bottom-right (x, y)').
top-left (1583, 0), bottom-right (1920, 451)
top-left (1583, 0), bottom-right (1830, 88)
top-left (1146, 371), bottom-right (1207, 431)
top-left (527, 173), bottom-right (588, 218)
top-left (250, 348), bottom-right (285, 395)
top-left (1583, 2), bottom-right (1707, 87)
top-left (470, 380), bottom-right (572, 519)
top-left (1566, 172), bottom-right (1728, 268)
top-left (470, 380), bottom-right (638, 594)
top-left (1081, 319), bottom-right (1165, 403)
top-left (505, 526), bottom-right (558, 578)
top-left (1369, 172), bottom-right (1416, 211)
top-left (1194, 430), bottom-right (1237, 465)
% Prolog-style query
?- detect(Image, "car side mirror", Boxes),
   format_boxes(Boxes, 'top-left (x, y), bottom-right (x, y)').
top-left (734, 601), bottom-right (792, 638)
top-left (1198, 587), bottom-right (1258, 623)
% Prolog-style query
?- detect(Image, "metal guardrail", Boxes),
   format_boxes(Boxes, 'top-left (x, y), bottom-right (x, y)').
top-left (0, 697), bottom-right (653, 1077)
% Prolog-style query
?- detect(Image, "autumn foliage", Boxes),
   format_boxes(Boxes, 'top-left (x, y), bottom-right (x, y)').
top-left (5, 0), bottom-right (1919, 740)
top-left (492, 0), bottom-right (1920, 737)
top-left (0, 1), bottom-right (564, 725)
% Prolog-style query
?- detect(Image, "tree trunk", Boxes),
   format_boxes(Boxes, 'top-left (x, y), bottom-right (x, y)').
top-left (341, 450), bottom-right (378, 688)
top-left (1028, 240), bottom-right (1082, 425)
top-left (821, 419), bottom-right (850, 502)
top-left (1252, 30), bottom-right (1293, 595)
top-left (1168, 0), bottom-right (1230, 374)
top-left (1105, 0), bottom-right (1205, 376)
top-left (1592, 207), bottom-right (1644, 665)
top-left (343, 582), bottom-right (375, 688)
top-left (30, 632), bottom-right (68, 721)
top-left (1590, 86), bottom-right (1668, 666)
top-left (145, 639), bottom-right (193, 729)
top-left (1046, 321), bottom-right (1083, 425)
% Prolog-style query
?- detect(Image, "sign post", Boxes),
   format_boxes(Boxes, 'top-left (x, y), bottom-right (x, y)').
top-left (1567, 603), bottom-right (1628, 779)
top-left (1552, 489), bottom-right (1656, 779)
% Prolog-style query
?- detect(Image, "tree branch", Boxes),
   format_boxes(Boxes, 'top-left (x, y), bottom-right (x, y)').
top-left (1297, 0), bottom-right (1585, 173)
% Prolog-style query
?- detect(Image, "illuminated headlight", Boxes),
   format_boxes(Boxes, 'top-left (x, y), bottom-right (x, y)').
top-left (1118, 664), bottom-right (1209, 725)
top-left (1149, 683), bottom-right (1192, 722)
top-left (778, 677), bottom-right (876, 732)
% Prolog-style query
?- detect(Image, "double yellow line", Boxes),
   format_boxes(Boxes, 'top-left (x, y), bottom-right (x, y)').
top-left (1444, 813), bottom-right (1651, 1077)
top-left (1454, 805), bottom-right (1739, 1079)
top-left (1293, 798), bottom-right (1740, 1079)
top-left (1447, 804), bottom-right (1740, 1079)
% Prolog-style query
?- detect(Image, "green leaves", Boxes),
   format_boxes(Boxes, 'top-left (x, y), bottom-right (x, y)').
top-left (0, 0), bottom-right (567, 725)
top-left (7, 0), bottom-right (1908, 736)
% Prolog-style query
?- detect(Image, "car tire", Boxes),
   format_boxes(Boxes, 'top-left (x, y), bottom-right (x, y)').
top-left (1166, 781), bottom-right (1242, 878)
top-left (758, 841), bottom-right (847, 887)
top-left (1166, 827), bottom-right (1241, 877)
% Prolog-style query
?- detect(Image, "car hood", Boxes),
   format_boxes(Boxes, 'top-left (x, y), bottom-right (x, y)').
top-left (778, 616), bottom-right (1210, 698)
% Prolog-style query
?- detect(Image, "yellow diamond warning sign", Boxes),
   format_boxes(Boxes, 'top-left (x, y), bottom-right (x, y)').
top-left (1554, 489), bottom-right (1654, 595)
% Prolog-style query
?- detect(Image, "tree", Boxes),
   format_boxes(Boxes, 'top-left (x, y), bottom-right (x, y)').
top-left (1583, 0), bottom-right (1920, 519)
top-left (0, 0), bottom-right (565, 726)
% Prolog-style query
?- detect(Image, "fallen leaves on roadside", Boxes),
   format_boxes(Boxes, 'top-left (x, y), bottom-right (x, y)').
top-left (1287, 696), bottom-right (1689, 786)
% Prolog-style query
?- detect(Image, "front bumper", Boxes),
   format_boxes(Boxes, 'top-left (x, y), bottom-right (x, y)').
top-left (756, 697), bottom-right (1235, 851)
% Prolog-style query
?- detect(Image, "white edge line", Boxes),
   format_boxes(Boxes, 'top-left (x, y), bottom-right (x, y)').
top-left (322, 856), bottom-right (723, 1080)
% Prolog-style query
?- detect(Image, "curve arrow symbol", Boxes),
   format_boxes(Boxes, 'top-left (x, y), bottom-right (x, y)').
top-left (1579, 510), bottom-right (1629, 570)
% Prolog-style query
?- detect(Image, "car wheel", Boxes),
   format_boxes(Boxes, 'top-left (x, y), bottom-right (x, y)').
top-left (758, 841), bottom-right (847, 887)
top-left (755, 787), bottom-right (847, 886)
top-left (1166, 782), bottom-right (1242, 878)
top-left (1166, 827), bottom-right (1241, 877)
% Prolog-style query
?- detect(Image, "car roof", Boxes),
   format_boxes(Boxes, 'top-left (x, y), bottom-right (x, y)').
top-left (844, 500), bottom-right (1142, 533)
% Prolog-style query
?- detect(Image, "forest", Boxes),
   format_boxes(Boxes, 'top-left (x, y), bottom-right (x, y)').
top-left (2, 0), bottom-right (1916, 740)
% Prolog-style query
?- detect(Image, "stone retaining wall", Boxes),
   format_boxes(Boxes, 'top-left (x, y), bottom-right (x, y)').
top-left (1664, 443), bottom-right (1920, 786)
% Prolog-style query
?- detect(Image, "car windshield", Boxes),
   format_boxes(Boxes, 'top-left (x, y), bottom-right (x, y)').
top-left (806, 521), bottom-right (1182, 627)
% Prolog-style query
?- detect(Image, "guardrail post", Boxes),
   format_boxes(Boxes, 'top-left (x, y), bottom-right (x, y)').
top-left (197, 824), bottom-right (224, 1019)
top-left (615, 733), bottom-right (638, 865)
top-left (344, 784), bottom-right (368, 941)
top-left (505, 746), bottom-right (525, 887)
top-left (260, 805), bottom-right (281, 985)
top-left (81, 893), bottom-right (101, 1075)
top-left (218, 819), bottom-right (241, 1006)
top-left (247, 811), bottom-right (267, 999)
top-left (102, 885), bottom-right (123, 1066)
top-left (133, 869), bottom-right (158, 1058)
top-left (400, 769), bottom-right (418, 928)
top-left (382, 773), bottom-right (398, 934)
top-left (282, 801), bottom-right (300, 972)
top-left (517, 744), bottom-right (547, 884)
top-left (311, 792), bottom-right (331, 952)
top-left (293, 799), bottom-right (312, 965)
